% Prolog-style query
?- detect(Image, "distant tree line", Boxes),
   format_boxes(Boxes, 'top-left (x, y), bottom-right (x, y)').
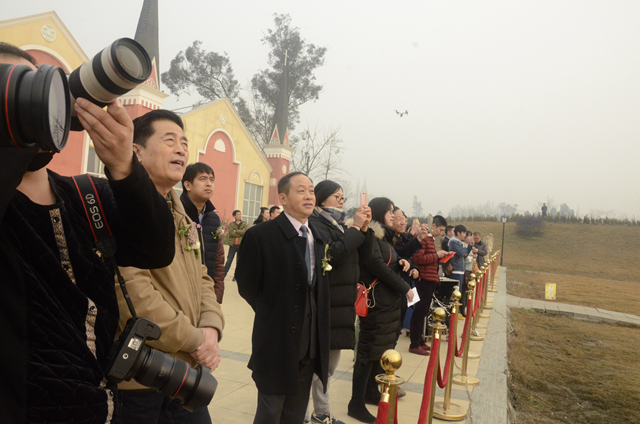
top-left (447, 199), bottom-right (638, 227)
top-left (443, 213), bottom-right (639, 227)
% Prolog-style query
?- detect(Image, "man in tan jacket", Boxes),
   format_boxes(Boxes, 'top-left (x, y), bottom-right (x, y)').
top-left (115, 110), bottom-right (224, 424)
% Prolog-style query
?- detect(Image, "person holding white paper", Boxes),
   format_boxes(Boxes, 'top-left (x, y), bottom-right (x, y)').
top-left (348, 197), bottom-right (415, 423)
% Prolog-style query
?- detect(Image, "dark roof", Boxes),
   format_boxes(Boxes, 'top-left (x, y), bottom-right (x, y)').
top-left (134, 0), bottom-right (160, 88)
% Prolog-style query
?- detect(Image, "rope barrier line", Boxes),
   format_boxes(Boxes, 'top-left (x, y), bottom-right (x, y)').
top-left (473, 276), bottom-right (482, 318)
top-left (456, 296), bottom-right (473, 357)
top-left (375, 399), bottom-right (390, 424)
top-left (437, 309), bottom-right (457, 388)
top-left (452, 279), bottom-right (480, 388)
top-left (417, 336), bottom-right (441, 424)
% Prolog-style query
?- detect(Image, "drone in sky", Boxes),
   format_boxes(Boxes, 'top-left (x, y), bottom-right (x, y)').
top-left (395, 110), bottom-right (409, 117)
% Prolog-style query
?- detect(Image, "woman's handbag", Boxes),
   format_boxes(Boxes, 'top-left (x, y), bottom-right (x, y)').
top-left (355, 246), bottom-right (393, 318)
top-left (355, 282), bottom-right (369, 317)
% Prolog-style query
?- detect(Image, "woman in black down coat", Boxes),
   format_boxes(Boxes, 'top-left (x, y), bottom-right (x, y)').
top-left (348, 197), bottom-right (415, 423)
top-left (306, 181), bottom-right (374, 423)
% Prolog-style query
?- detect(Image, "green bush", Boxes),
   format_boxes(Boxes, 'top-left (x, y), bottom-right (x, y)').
top-left (516, 216), bottom-right (545, 237)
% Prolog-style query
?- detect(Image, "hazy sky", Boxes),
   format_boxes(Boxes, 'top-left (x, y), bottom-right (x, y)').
top-left (5, 1), bottom-right (639, 217)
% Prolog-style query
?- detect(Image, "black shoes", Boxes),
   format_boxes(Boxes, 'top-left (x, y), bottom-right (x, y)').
top-left (347, 400), bottom-right (376, 424)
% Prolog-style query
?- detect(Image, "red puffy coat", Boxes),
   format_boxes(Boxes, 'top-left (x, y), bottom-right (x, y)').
top-left (412, 235), bottom-right (440, 282)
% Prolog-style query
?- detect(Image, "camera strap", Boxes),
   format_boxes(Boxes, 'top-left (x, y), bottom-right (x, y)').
top-left (72, 174), bottom-right (137, 318)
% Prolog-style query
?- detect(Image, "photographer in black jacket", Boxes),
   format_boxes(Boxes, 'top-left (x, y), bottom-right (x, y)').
top-left (0, 44), bottom-right (175, 424)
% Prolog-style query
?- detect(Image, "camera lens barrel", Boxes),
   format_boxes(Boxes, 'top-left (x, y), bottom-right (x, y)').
top-left (135, 348), bottom-right (217, 409)
top-left (68, 38), bottom-right (151, 115)
top-left (0, 63), bottom-right (70, 151)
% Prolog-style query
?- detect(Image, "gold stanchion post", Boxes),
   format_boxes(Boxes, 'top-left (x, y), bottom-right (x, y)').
top-left (488, 253), bottom-right (499, 293)
top-left (480, 264), bottom-right (491, 315)
top-left (433, 292), bottom-right (466, 421)
top-left (477, 265), bottom-right (491, 325)
top-left (471, 270), bottom-right (484, 332)
top-left (426, 308), bottom-right (447, 424)
top-left (453, 279), bottom-right (480, 386)
top-left (484, 260), bottom-right (494, 309)
top-left (468, 272), bottom-right (484, 343)
top-left (375, 350), bottom-right (405, 424)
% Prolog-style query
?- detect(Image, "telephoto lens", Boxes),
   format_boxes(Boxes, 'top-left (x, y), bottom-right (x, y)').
top-left (106, 318), bottom-right (217, 410)
top-left (0, 63), bottom-right (70, 151)
top-left (67, 38), bottom-right (151, 130)
top-left (134, 348), bottom-right (218, 410)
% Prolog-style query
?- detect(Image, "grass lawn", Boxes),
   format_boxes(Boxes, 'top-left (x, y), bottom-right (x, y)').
top-left (449, 221), bottom-right (640, 423)
top-left (508, 309), bottom-right (640, 424)
top-left (452, 221), bottom-right (640, 314)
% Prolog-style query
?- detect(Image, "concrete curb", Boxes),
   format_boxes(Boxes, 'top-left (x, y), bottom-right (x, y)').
top-left (465, 267), bottom-right (509, 424)
top-left (506, 295), bottom-right (640, 325)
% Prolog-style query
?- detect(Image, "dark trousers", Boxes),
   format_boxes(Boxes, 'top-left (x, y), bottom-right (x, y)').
top-left (117, 390), bottom-right (212, 424)
top-left (224, 244), bottom-right (239, 275)
top-left (409, 279), bottom-right (437, 348)
top-left (398, 295), bottom-right (408, 337)
top-left (254, 357), bottom-right (316, 424)
top-left (351, 359), bottom-right (384, 404)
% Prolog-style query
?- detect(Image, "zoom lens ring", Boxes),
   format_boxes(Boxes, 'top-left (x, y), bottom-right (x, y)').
top-left (92, 53), bottom-right (130, 96)
top-left (68, 69), bottom-right (110, 108)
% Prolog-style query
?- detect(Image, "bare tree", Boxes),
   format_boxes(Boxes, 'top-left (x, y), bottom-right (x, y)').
top-left (290, 123), bottom-right (343, 181)
top-left (335, 179), bottom-right (356, 210)
top-left (244, 84), bottom-right (273, 149)
top-left (412, 196), bottom-right (424, 218)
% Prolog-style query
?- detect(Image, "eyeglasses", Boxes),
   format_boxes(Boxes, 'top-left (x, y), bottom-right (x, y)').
top-left (332, 194), bottom-right (346, 202)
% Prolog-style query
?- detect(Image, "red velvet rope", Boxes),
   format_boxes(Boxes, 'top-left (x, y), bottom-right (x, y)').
top-left (375, 399), bottom-right (390, 424)
top-left (437, 310), bottom-right (457, 388)
top-left (456, 296), bottom-right (472, 357)
top-left (417, 336), bottom-right (441, 424)
top-left (473, 278), bottom-right (481, 318)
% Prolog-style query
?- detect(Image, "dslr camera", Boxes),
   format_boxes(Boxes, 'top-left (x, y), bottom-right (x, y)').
top-left (0, 38), bottom-right (218, 409)
top-left (0, 38), bottom-right (151, 152)
top-left (106, 317), bottom-right (217, 410)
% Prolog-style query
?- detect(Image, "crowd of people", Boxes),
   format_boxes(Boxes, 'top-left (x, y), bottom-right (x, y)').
top-left (0, 42), bottom-right (488, 424)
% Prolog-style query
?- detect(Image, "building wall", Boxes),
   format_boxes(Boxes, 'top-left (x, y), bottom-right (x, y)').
top-left (0, 14), bottom-right (90, 176)
top-left (0, 15), bottom-right (88, 71)
top-left (181, 99), bottom-right (271, 223)
top-left (198, 131), bottom-right (238, 220)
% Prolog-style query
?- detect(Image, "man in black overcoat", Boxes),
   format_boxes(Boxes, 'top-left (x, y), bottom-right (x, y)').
top-left (236, 172), bottom-right (330, 424)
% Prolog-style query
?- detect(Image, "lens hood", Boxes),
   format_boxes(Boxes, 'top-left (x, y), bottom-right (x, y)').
top-left (0, 63), bottom-right (70, 151)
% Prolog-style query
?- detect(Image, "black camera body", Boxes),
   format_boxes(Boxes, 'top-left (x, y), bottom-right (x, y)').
top-left (106, 317), bottom-right (161, 381)
top-left (106, 318), bottom-right (218, 410)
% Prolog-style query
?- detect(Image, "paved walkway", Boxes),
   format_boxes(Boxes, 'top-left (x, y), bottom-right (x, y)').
top-left (506, 294), bottom-right (640, 325)
top-left (210, 253), bottom-right (640, 423)
top-left (211, 249), bottom-right (507, 423)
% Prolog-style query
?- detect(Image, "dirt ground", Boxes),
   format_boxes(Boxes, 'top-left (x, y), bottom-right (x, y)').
top-left (508, 309), bottom-right (640, 424)
top-left (506, 269), bottom-right (640, 315)
top-left (454, 221), bottom-right (639, 314)
top-left (452, 221), bottom-right (640, 423)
